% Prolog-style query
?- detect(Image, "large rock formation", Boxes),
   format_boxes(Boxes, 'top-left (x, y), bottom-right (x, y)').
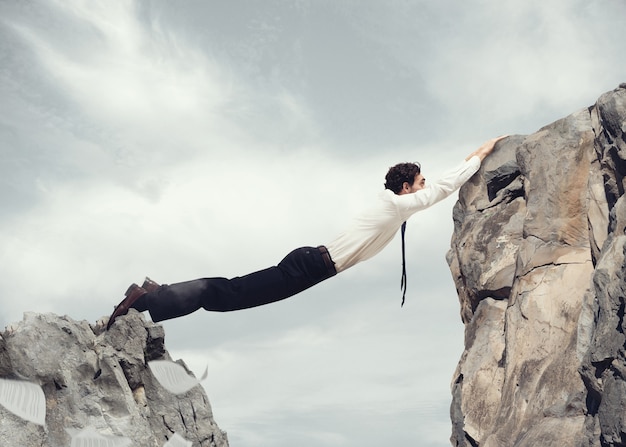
top-left (0, 311), bottom-right (229, 447)
top-left (447, 83), bottom-right (626, 446)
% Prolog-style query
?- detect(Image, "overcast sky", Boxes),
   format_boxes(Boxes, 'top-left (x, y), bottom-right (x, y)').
top-left (1, 1), bottom-right (625, 446)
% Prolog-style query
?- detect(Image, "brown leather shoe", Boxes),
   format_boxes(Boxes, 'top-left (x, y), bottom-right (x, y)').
top-left (106, 283), bottom-right (148, 330)
top-left (141, 277), bottom-right (160, 292)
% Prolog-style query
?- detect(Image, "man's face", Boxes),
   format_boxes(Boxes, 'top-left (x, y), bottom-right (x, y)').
top-left (399, 173), bottom-right (425, 195)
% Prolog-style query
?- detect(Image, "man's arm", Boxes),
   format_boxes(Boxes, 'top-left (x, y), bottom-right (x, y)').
top-left (465, 135), bottom-right (508, 162)
top-left (394, 155), bottom-right (481, 213)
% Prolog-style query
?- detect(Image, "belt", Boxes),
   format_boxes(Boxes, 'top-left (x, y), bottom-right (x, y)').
top-left (317, 245), bottom-right (337, 276)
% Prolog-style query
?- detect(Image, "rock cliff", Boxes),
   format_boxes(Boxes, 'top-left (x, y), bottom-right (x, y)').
top-left (447, 83), bottom-right (626, 446)
top-left (0, 311), bottom-right (229, 447)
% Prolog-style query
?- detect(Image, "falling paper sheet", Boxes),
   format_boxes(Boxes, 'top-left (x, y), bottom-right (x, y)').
top-left (66, 427), bottom-right (132, 447)
top-left (0, 377), bottom-right (46, 425)
top-left (164, 432), bottom-right (192, 447)
top-left (148, 360), bottom-right (208, 395)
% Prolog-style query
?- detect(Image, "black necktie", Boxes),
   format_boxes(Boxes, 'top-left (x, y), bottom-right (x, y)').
top-left (400, 221), bottom-right (407, 307)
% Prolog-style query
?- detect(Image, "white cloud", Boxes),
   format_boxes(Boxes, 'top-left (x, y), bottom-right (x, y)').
top-left (418, 0), bottom-right (626, 134)
top-left (8, 2), bottom-right (234, 164)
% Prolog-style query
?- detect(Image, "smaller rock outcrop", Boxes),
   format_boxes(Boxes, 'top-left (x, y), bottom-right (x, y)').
top-left (0, 311), bottom-right (229, 447)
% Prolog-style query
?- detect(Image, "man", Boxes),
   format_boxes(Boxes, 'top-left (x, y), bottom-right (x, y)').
top-left (107, 136), bottom-right (506, 330)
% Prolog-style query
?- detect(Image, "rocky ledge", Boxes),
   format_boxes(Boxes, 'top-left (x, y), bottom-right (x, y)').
top-left (447, 83), bottom-right (626, 446)
top-left (0, 311), bottom-right (229, 447)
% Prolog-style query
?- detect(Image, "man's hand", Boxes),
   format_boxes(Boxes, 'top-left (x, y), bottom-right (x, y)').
top-left (466, 135), bottom-right (508, 162)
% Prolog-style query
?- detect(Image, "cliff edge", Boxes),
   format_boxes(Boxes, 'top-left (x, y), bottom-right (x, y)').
top-left (0, 311), bottom-right (229, 447)
top-left (447, 83), bottom-right (626, 446)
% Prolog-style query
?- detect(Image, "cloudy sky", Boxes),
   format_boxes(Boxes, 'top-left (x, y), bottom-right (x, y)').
top-left (1, 1), bottom-right (625, 446)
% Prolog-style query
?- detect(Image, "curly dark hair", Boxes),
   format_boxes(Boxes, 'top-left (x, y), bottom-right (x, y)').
top-left (384, 162), bottom-right (421, 194)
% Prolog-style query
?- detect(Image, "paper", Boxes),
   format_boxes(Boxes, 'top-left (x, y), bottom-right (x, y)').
top-left (164, 432), bottom-right (192, 447)
top-left (148, 360), bottom-right (208, 395)
top-left (66, 427), bottom-right (132, 447)
top-left (0, 377), bottom-right (46, 425)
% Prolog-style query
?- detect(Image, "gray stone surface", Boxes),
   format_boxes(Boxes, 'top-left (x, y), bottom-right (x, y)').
top-left (0, 311), bottom-right (229, 447)
top-left (448, 83), bottom-right (626, 446)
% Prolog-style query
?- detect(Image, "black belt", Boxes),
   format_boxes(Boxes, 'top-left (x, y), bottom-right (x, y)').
top-left (317, 245), bottom-right (337, 276)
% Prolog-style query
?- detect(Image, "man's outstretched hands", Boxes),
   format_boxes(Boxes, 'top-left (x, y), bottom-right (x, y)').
top-left (466, 135), bottom-right (508, 162)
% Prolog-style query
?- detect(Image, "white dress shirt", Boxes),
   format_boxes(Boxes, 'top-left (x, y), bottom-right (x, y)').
top-left (325, 155), bottom-right (481, 273)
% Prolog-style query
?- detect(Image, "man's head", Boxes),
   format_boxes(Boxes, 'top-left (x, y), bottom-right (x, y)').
top-left (384, 162), bottom-right (425, 195)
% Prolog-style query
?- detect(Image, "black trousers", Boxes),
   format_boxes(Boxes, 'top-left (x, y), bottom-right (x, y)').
top-left (143, 246), bottom-right (337, 322)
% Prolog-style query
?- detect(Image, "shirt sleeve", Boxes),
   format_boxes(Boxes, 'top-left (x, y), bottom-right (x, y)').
top-left (393, 155), bottom-right (481, 217)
